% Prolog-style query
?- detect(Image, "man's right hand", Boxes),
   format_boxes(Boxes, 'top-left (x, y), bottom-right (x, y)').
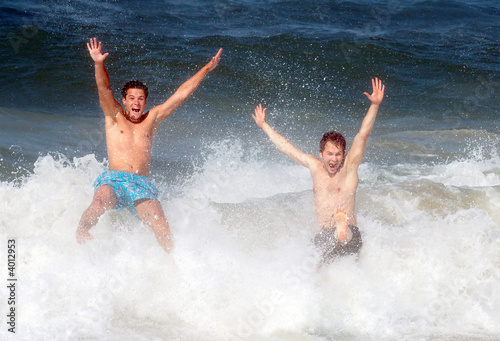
top-left (87, 37), bottom-right (109, 63)
top-left (252, 103), bottom-right (267, 128)
top-left (76, 227), bottom-right (94, 244)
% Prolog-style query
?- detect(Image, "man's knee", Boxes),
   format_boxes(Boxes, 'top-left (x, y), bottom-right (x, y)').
top-left (135, 199), bottom-right (166, 223)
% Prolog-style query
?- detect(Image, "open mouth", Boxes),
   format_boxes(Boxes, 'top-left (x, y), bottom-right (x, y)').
top-left (328, 162), bottom-right (339, 173)
top-left (132, 108), bottom-right (141, 113)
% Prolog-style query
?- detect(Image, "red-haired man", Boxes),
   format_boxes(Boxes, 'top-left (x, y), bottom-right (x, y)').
top-left (253, 78), bottom-right (385, 262)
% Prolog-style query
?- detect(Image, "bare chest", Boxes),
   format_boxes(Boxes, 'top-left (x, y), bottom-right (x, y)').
top-left (313, 176), bottom-right (344, 200)
top-left (312, 170), bottom-right (356, 202)
top-left (106, 118), bottom-right (155, 151)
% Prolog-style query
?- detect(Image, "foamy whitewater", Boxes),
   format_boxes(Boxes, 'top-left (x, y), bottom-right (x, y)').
top-left (1, 131), bottom-right (500, 340)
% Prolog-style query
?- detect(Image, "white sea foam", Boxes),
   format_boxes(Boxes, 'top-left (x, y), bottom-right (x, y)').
top-left (1, 140), bottom-right (500, 340)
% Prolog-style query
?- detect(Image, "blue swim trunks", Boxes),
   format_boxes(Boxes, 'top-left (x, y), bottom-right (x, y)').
top-left (94, 170), bottom-right (159, 213)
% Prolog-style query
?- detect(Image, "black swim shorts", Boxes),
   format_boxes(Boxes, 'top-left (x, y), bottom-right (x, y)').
top-left (313, 225), bottom-right (362, 263)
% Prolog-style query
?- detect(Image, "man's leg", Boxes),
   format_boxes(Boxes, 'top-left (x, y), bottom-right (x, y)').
top-left (135, 199), bottom-right (174, 252)
top-left (76, 185), bottom-right (117, 244)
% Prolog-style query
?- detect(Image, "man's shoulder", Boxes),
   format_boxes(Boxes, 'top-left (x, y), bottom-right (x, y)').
top-left (308, 158), bottom-right (327, 175)
top-left (309, 156), bottom-right (322, 167)
top-left (103, 106), bottom-right (123, 121)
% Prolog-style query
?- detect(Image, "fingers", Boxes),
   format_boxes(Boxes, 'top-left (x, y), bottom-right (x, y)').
top-left (379, 79), bottom-right (385, 93)
top-left (87, 37), bottom-right (101, 51)
top-left (334, 206), bottom-right (347, 215)
top-left (207, 48), bottom-right (223, 70)
top-left (366, 77), bottom-right (385, 100)
top-left (254, 103), bottom-right (266, 115)
top-left (372, 77), bottom-right (385, 92)
top-left (364, 78), bottom-right (385, 105)
top-left (214, 48), bottom-right (223, 59)
top-left (211, 48), bottom-right (223, 63)
top-left (76, 229), bottom-right (93, 244)
top-left (253, 104), bottom-right (267, 126)
top-left (87, 37), bottom-right (94, 52)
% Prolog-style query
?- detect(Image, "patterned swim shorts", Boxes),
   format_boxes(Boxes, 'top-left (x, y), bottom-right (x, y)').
top-left (94, 170), bottom-right (159, 213)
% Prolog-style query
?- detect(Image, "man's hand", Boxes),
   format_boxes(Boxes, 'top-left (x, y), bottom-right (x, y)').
top-left (363, 77), bottom-right (385, 106)
top-left (252, 103), bottom-right (267, 128)
top-left (87, 37), bottom-right (109, 63)
top-left (76, 227), bottom-right (93, 244)
top-left (206, 48), bottom-right (223, 72)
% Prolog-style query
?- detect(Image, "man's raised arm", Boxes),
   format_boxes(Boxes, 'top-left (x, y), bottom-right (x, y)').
top-left (346, 78), bottom-right (385, 169)
top-left (153, 49), bottom-right (223, 122)
top-left (87, 38), bottom-right (122, 117)
top-left (253, 104), bottom-right (316, 168)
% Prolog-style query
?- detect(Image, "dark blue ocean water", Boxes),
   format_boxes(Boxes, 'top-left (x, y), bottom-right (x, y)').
top-left (1, 0), bottom-right (498, 114)
top-left (1, 1), bottom-right (500, 340)
top-left (1, 0), bottom-right (499, 177)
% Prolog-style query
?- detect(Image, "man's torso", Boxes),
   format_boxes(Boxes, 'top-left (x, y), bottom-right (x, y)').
top-left (105, 110), bottom-right (158, 177)
top-left (310, 159), bottom-right (358, 233)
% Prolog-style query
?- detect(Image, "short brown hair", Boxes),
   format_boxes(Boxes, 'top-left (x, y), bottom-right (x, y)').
top-left (122, 80), bottom-right (149, 99)
top-left (319, 131), bottom-right (346, 153)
